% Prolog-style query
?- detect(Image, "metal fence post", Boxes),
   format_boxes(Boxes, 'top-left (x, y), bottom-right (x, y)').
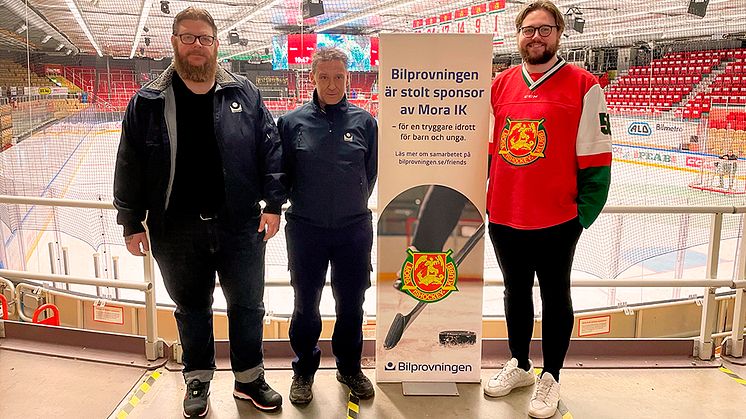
top-left (697, 213), bottom-right (722, 360)
top-left (143, 249), bottom-right (162, 360)
top-left (727, 214), bottom-right (746, 358)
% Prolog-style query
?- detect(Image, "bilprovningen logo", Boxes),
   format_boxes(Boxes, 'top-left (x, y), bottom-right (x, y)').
top-left (384, 361), bottom-right (473, 374)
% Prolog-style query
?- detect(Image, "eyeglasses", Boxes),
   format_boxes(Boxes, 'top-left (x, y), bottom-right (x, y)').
top-left (518, 25), bottom-right (558, 38)
top-left (175, 33), bottom-right (215, 46)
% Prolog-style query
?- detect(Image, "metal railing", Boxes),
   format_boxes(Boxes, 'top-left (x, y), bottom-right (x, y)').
top-left (0, 195), bottom-right (161, 360)
top-left (0, 195), bottom-right (744, 361)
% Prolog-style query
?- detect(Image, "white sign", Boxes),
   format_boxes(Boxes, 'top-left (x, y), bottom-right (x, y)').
top-left (578, 315), bottom-right (611, 337)
top-left (376, 33), bottom-right (491, 383)
top-left (93, 304), bottom-right (124, 325)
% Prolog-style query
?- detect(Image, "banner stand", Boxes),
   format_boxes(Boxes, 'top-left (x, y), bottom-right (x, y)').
top-left (376, 33), bottom-right (492, 388)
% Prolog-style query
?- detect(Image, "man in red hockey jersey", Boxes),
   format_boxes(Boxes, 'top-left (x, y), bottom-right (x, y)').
top-left (482, 2), bottom-right (612, 418)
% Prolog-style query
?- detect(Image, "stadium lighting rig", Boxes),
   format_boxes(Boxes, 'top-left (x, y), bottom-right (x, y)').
top-left (590, 0), bottom-right (729, 26)
top-left (1, 0), bottom-right (78, 54)
top-left (560, 15), bottom-right (746, 48)
top-left (564, 7), bottom-right (585, 34)
top-left (130, 0), bottom-right (154, 58)
top-left (314, 0), bottom-right (420, 32)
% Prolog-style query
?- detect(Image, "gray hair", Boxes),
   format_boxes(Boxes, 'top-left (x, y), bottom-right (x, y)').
top-left (311, 47), bottom-right (349, 73)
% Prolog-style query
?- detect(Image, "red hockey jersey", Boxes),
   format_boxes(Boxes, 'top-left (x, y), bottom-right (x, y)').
top-left (488, 57), bottom-right (612, 229)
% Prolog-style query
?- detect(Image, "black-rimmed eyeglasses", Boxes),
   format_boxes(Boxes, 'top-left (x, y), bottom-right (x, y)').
top-left (175, 33), bottom-right (215, 46)
top-left (518, 25), bottom-right (558, 38)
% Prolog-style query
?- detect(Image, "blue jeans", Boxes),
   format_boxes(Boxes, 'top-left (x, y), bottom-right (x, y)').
top-left (149, 215), bottom-right (266, 383)
top-left (286, 217), bottom-right (373, 377)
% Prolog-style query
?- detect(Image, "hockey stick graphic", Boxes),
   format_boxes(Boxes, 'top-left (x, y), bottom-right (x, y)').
top-left (383, 223), bottom-right (485, 350)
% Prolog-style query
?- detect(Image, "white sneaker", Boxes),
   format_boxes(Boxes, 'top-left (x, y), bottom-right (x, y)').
top-left (483, 358), bottom-right (535, 397)
top-left (528, 372), bottom-right (560, 419)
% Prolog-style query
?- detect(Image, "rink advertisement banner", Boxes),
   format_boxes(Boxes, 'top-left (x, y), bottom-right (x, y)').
top-left (612, 144), bottom-right (746, 188)
top-left (376, 34), bottom-right (491, 383)
top-left (611, 116), bottom-right (698, 147)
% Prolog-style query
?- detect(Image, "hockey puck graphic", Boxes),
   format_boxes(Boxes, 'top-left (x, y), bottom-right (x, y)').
top-left (439, 330), bottom-right (476, 347)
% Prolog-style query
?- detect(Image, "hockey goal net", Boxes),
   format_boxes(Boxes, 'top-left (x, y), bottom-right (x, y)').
top-left (689, 154), bottom-right (746, 194)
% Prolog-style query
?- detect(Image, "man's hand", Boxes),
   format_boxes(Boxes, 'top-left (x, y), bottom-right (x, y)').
top-left (258, 213), bottom-right (280, 241)
top-left (125, 232), bottom-right (149, 256)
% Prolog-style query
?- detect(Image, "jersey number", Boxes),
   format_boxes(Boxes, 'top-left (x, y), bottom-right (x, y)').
top-left (599, 113), bottom-right (611, 135)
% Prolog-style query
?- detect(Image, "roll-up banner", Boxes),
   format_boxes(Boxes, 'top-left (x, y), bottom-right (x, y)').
top-left (376, 34), bottom-right (492, 383)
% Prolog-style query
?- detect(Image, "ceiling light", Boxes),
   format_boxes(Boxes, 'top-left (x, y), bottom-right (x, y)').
top-left (228, 29), bottom-right (240, 45)
top-left (221, 44), bottom-right (271, 61)
top-left (66, 49), bottom-right (72, 55)
top-left (15, 24), bottom-right (27, 34)
top-left (42, 35), bottom-right (52, 43)
top-left (63, 0), bottom-right (103, 56)
top-left (56, 43), bottom-right (64, 51)
top-left (217, 0), bottom-right (282, 38)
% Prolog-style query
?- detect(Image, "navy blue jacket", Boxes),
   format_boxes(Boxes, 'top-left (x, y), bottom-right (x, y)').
top-left (278, 92), bottom-right (377, 229)
top-left (113, 65), bottom-right (286, 236)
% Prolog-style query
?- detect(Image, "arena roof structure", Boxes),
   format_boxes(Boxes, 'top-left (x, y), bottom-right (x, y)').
top-left (0, 0), bottom-right (744, 61)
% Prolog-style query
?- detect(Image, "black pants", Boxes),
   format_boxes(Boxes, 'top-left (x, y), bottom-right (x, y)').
top-left (286, 217), bottom-right (373, 377)
top-left (488, 218), bottom-right (582, 378)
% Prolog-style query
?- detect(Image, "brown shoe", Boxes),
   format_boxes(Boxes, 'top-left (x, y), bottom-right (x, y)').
top-left (289, 375), bottom-right (314, 404)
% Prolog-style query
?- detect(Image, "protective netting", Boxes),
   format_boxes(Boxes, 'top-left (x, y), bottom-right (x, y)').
top-left (1, 1), bottom-right (746, 284)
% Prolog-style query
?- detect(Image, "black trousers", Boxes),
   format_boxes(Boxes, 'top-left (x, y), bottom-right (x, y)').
top-left (488, 218), bottom-right (583, 377)
top-left (285, 217), bottom-right (373, 377)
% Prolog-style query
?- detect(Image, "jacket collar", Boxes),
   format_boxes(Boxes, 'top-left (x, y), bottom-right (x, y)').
top-left (312, 89), bottom-right (349, 114)
top-left (140, 63), bottom-right (239, 97)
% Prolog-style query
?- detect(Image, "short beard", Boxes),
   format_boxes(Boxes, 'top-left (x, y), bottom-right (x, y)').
top-left (173, 50), bottom-right (216, 83)
top-left (520, 43), bottom-right (558, 65)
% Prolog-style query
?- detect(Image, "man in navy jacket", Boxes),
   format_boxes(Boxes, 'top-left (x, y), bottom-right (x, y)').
top-left (113, 6), bottom-right (285, 417)
top-left (277, 47), bottom-right (378, 405)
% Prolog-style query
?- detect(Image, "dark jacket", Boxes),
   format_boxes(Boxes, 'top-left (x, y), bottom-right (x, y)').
top-left (113, 65), bottom-right (285, 236)
top-left (278, 91), bottom-right (377, 229)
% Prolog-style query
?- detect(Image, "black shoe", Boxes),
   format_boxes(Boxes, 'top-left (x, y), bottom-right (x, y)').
top-left (233, 373), bottom-right (283, 411)
top-left (183, 379), bottom-right (210, 418)
top-left (289, 375), bottom-right (314, 404)
top-left (336, 371), bottom-right (375, 399)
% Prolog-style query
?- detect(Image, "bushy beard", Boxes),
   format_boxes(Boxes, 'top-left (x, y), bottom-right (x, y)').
top-left (173, 49), bottom-right (216, 82)
top-left (520, 42), bottom-right (558, 65)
